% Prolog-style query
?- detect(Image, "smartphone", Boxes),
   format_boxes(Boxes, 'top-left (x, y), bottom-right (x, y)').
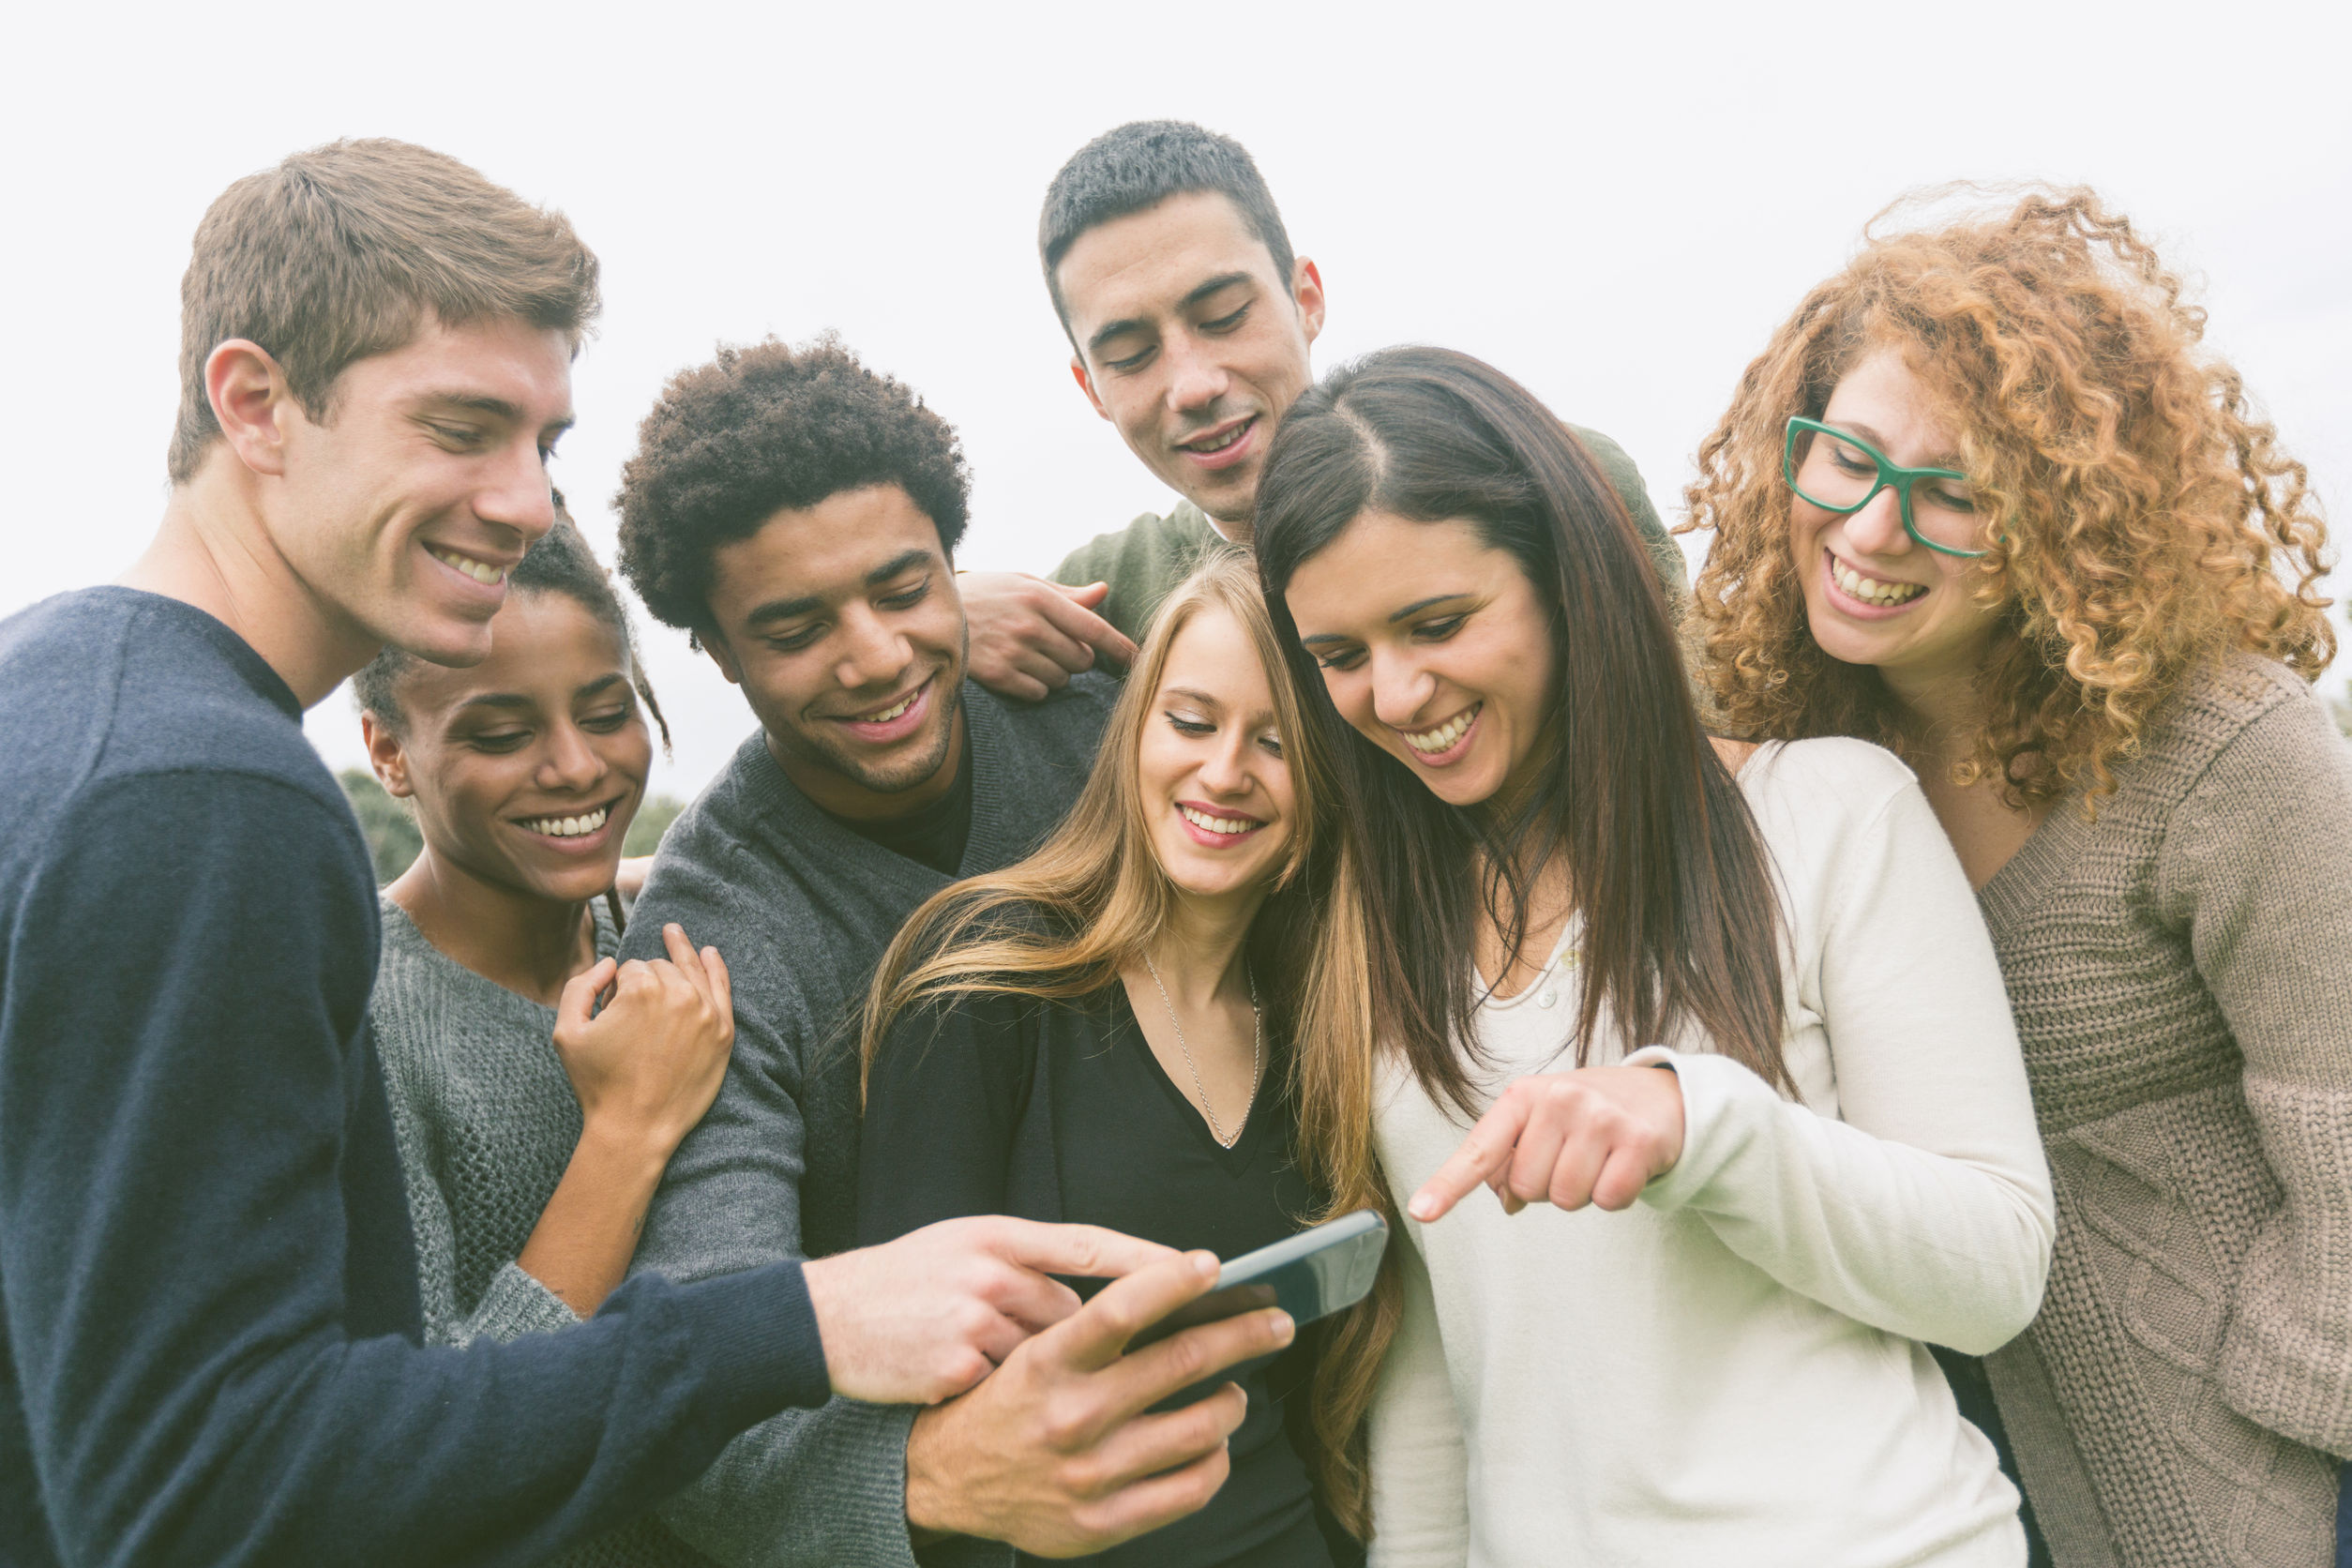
top-left (1127, 1209), bottom-right (1389, 1349)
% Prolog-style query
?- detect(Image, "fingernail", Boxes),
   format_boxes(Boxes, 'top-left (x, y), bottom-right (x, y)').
top-left (1191, 1251), bottom-right (1219, 1280)
top-left (1271, 1311), bottom-right (1295, 1346)
top-left (1407, 1196), bottom-right (1435, 1221)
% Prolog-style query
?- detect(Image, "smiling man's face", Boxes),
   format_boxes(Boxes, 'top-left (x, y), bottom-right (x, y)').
top-left (701, 483), bottom-right (969, 820)
top-left (1057, 190), bottom-right (1323, 535)
top-left (270, 313), bottom-right (575, 671)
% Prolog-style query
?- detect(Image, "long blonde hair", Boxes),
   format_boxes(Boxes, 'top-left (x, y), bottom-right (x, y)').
top-left (1684, 188), bottom-right (2333, 806)
top-left (859, 550), bottom-right (1397, 1536)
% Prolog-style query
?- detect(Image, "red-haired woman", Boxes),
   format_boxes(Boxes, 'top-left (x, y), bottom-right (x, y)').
top-left (1684, 189), bottom-right (2352, 1567)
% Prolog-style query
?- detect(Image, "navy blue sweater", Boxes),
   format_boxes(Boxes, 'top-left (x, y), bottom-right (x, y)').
top-left (0, 589), bottom-right (830, 1568)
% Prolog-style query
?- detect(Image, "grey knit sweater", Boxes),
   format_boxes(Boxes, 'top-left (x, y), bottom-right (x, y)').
top-left (372, 897), bottom-right (717, 1568)
top-left (621, 677), bottom-right (1115, 1568)
top-left (1977, 656), bottom-right (2352, 1567)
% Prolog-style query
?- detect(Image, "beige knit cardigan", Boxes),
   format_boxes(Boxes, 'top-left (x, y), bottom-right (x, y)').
top-left (1977, 655), bottom-right (2352, 1567)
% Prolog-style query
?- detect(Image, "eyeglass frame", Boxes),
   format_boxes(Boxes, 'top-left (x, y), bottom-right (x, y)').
top-left (1782, 415), bottom-right (1989, 559)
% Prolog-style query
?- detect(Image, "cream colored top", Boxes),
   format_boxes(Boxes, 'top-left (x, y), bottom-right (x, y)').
top-left (1367, 737), bottom-right (2057, 1568)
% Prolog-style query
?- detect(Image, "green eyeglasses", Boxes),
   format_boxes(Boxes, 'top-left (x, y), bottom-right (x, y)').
top-left (1783, 415), bottom-right (1988, 559)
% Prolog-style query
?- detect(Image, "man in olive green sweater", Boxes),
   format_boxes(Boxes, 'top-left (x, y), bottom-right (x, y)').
top-left (962, 120), bottom-right (1685, 699)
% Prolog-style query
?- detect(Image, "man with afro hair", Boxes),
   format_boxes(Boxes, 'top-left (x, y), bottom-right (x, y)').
top-left (612, 335), bottom-right (1292, 1567)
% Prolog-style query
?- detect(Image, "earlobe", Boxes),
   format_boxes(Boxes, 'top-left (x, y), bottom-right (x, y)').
top-left (1070, 357), bottom-right (1110, 423)
top-left (205, 339), bottom-right (297, 478)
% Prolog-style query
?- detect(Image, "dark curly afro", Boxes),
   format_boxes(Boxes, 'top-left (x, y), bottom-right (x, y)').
top-left (614, 333), bottom-right (970, 633)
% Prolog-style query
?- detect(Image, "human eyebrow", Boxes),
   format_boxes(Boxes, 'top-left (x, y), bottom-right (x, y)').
top-left (1296, 631), bottom-right (1351, 648)
top-left (414, 393), bottom-right (576, 442)
top-left (1161, 686), bottom-right (1224, 710)
top-left (1387, 594), bottom-right (1474, 624)
top-left (1085, 313), bottom-right (1153, 358)
top-left (744, 595), bottom-right (827, 626)
top-left (1827, 421), bottom-right (1963, 471)
top-left (1181, 272), bottom-right (1255, 312)
top-left (866, 549), bottom-right (933, 585)
top-left (573, 673), bottom-right (631, 701)
top-left (454, 692), bottom-right (535, 715)
top-left (1083, 273), bottom-right (1257, 357)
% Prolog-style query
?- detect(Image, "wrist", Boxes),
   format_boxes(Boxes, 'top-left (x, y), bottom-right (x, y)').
top-left (903, 1404), bottom-right (962, 1539)
top-left (573, 1113), bottom-right (676, 1184)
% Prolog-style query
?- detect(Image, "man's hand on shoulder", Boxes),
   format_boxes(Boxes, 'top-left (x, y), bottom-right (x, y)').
top-left (900, 1246), bottom-right (1294, 1557)
top-left (961, 574), bottom-right (1137, 701)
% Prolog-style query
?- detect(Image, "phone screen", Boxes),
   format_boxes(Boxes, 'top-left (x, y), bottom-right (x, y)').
top-left (1127, 1209), bottom-right (1388, 1348)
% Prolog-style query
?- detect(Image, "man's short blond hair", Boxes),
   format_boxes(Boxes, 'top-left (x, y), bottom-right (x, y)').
top-left (169, 138), bottom-right (599, 482)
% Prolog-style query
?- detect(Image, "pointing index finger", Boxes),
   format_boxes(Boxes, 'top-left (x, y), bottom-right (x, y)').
top-left (1409, 1093), bottom-right (1531, 1222)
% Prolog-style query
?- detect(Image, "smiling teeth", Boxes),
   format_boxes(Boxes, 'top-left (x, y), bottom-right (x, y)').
top-left (860, 692), bottom-right (918, 724)
top-left (1832, 557), bottom-right (1925, 606)
top-left (1186, 423), bottom-right (1246, 453)
top-left (523, 805), bottom-right (609, 838)
top-left (1181, 805), bottom-right (1260, 836)
top-left (429, 545), bottom-right (507, 586)
top-left (1403, 705), bottom-right (1479, 754)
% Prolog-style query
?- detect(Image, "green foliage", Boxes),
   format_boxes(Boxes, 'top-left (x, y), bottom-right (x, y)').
top-left (626, 793), bottom-right (686, 858)
top-left (338, 768), bottom-right (422, 886)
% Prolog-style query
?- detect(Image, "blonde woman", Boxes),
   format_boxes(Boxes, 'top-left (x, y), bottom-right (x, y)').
top-left (1685, 188), bottom-right (2352, 1567)
top-left (857, 553), bottom-right (1375, 1567)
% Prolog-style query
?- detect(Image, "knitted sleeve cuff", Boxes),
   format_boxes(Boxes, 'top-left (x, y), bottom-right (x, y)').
top-left (459, 1262), bottom-right (585, 1347)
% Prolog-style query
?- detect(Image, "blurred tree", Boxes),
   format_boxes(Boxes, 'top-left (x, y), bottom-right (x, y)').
top-left (626, 794), bottom-right (686, 858)
top-left (338, 768), bottom-right (421, 886)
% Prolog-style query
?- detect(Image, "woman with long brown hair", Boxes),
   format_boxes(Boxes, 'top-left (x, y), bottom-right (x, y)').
top-left (1684, 188), bottom-right (2352, 1567)
top-left (1252, 345), bottom-right (2056, 1565)
top-left (856, 552), bottom-right (1376, 1567)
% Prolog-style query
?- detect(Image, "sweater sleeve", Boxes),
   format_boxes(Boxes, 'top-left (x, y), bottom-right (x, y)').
top-left (1636, 779), bottom-right (2056, 1354)
top-left (855, 991), bottom-right (1034, 1245)
top-left (2160, 689), bottom-right (2352, 1458)
top-left (375, 1035), bottom-right (582, 1349)
top-left (623, 875), bottom-right (922, 1568)
top-left (0, 774), bottom-right (829, 1568)
top-left (1364, 1229), bottom-right (1470, 1568)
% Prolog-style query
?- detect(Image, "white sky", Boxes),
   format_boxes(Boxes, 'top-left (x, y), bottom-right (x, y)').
top-left (8, 1), bottom-right (2346, 797)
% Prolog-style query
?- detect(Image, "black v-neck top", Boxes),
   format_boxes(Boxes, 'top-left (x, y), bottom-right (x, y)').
top-left (857, 971), bottom-right (1334, 1568)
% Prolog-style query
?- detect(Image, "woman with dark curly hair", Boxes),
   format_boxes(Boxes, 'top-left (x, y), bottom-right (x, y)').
top-left (1683, 188), bottom-right (2352, 1567)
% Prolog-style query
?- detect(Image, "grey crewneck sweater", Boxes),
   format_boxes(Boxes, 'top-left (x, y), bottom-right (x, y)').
top-left (372, 896), bottom-right (719, 1568)
top-left (1976, 656), bottom-right (2352, 1567)
top-left (621, 676), bottom-right (1116, 1568)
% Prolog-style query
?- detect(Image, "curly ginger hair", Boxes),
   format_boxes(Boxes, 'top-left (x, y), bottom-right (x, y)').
top-left (1683, 188), bottom-right (2333, 807)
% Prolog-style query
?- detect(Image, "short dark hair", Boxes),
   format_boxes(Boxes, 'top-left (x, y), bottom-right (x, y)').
top-left (1038, 121), bottom-right (1296, 336)
top-left (614, 334), bottom-right (970, 637)
top-left (354, 495), bottom-right (667, 748)
top-left (172, 138), bottom-right (599, 483)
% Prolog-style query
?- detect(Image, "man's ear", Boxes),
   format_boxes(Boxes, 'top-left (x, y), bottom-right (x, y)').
top-left (1290, 258), bottom-right (1327, 347)
top-left (1070, 356), bottom-right (1111, 423)
top-left (701, 626), bottom-right (745, 686)
top-left (205, 339), bottom-right (301, 478)
top-left (360, 710), bottom-right (415, 799)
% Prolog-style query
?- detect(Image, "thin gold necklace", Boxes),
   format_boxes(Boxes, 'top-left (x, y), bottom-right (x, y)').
top-left (1141, 954), bottom-right (1261, 1149)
